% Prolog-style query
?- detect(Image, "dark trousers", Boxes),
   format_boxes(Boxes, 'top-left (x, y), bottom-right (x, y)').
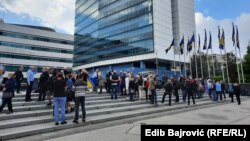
top-left (120, 84), bottom-right (125, 96)
top-left (208, 89), bottom-right (212, 99)
top-left (16, 82), bottom-right (21, 93)
top-left (0, 98), bottom-right (13, 112)
top-left (231, 93), bottom-right (241, 105)
top-left (229, 92), bottom-right (234, 102)
top-left (74, 96), bottom-right (86, 121)
top-left (161, 92), bottom-right (172, 106)
top-left (129, 91), bottom-right (134, 101)
top-left (38, 85), bottom-right (47, 101)
top-left (188, 93), bottom-right (195, 105)
top-left (222, 90), bottom-right (226, 99)
top-left (174, 89), bottom-right (179, 102)
top-left (111, 85), bottom-right (118, 100)
top-left (144, 88), bottom-right (148, 100)
top-left (150, 89), bottom-right (157, 104)
top-left (216, 91), bottom-right (223, 101)
top-left (235, 94), bottom-right (241, 105)
top-left (25, 81), bottom-right (33, 101)
top-left (99, 86), bottom-right (103, 94)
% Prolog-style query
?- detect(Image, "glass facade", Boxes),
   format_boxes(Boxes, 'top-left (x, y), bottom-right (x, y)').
top-left (74, 0), bottom-right (154, 67)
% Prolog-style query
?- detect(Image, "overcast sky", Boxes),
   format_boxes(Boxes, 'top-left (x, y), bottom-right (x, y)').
top-left (0, 0), bottom-right (249, 56)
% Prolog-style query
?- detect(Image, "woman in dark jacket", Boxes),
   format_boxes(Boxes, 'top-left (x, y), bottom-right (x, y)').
top-left (0, 73), bottom-right (16, 114)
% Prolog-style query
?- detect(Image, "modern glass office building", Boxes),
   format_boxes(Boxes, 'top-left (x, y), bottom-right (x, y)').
top-left (0, 19), bottom-right (73, 76)
top-left (74, 0), bottom-right (195, 76)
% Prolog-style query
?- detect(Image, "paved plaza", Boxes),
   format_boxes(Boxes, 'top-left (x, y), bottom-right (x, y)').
top-left (48, 98), bottom-right (250, 141)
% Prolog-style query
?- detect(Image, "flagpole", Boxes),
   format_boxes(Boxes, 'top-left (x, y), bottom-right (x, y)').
top-left (189, 51), bottom-right (192, 78)
top-left (219, 49), bottom-right (225, 81)
top-left (224, 46), bottom-right (230, 83)
top-left (173, 47), bottom-right (176, 75)
top-left (194, 39), bottom-right (198, 79)
top-left (239, 48), bottom-right (245, 83)
top-left (199, 52), bottom-right (204, 79)
top-left (206, 46), bottom-right (211, 79)
top-left (184, 43), bottom-right (187, 77)
top-left (211, 48), bottom-right (216, 77)
top-left (179, 53), bottom-right (182, 75)
top-left (234, 44), bottom-right (241, 83)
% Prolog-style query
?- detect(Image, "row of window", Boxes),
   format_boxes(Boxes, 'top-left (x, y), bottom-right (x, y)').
top-left (75, 10), bottom-right (152, 46)
top-left (75, 0), bottom-right (151, 33)
top-left (73, 47), bottom-right (153, 67)
top-left (75, 25), bottom-right (153, 54)
top-left (0, 42), bottom-right (72, 54)
top-left (0, 31), bottom-right (73, 45)
top-left (74, 38), bottom-right (153, 61)
top-left (0, 53), bottom-right (72, 63)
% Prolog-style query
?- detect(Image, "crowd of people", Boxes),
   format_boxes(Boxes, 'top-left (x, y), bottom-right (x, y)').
top-left (0, 65), bottom-right (243, 126)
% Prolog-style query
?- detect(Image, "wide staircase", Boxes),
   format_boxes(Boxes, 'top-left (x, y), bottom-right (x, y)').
top-left (0, 90), bottom-right (249, 141)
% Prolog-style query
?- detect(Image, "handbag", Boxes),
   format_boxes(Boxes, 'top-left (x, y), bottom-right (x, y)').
top-left (2, 91), bottom-right (13, 99)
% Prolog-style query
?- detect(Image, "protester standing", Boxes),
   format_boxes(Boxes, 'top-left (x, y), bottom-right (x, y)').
top-left (38, 67), bottom-right (49, 101)
top-left (172, 78), bottom-right (180, 103)
top-left (98, 72), bottom-right (104, 94)
top-left (25, 66), bottom-right (36, 102)
top-left (0, 73), bottom-right (16, 114)
top-left (66, 74), bottom-right (74, 113)
top-left (161, 79), bottom-right (173, 106)
top-left (14, 66), bottom-right (24, 94)
top-left (73, 74), bottom-right (87, 124)
top-left (233, 83), bottom-right (241, 105)
top-left (110, 71), bottom-right (120, 100)
top-left (227, 83), bottom-right (234, 103)
top-left (149, 75), bottom-right (157, 105)
top-left (215, 81), bottom-right (222, 101)
top-left (53, 73), bottom-right (67, 125)
top-left (187, 80), bottom-right (195, 105)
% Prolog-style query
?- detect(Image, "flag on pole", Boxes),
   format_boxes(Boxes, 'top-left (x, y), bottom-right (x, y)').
top-left (232, 23), bottom-right (236, 46)
top-left (208, 31), bottom-right (212, 49)
top-left (236, 26), bottom-right (240, 48)
top-left (219, 29), bottom-right (225, 50)
top-left (179, 36), bottom-right (184, 54)
top-left (166, 38), bottom-right (175, 54)
top-left (188, 39), bottom-right (193, 52)
top-left (218, 26), bottom-right (221, 48)
top-left (186, 38), bottom-right (190, 55)
top-left (197, 34), bottom-right (201, 53)
top-left (190, 33), bottom-right (195, 44)
top-left (203, 29), bottom-right (207, 50)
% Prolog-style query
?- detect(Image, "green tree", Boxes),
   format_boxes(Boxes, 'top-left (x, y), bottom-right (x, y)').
top-left (243, 43), bottom-right (250, 83)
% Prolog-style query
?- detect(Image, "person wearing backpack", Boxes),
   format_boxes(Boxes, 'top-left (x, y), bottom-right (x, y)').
top-left (161, 79), bottom-right (173, 106)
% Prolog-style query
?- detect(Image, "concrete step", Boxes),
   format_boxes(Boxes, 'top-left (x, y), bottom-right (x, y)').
top-left (14, 92), bottom-right (127, 98)
top-left (12, 95), bottom-right (115, 102)
top-left (0, 96), bottom-right (243, 141)
top-left (0, 94), bottom-right (191, 120)
top-left (0, 96), bottom-right (213, 130)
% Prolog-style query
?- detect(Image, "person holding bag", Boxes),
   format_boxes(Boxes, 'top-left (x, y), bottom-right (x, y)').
top-left (0, 73), bottom-right (16, 114)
